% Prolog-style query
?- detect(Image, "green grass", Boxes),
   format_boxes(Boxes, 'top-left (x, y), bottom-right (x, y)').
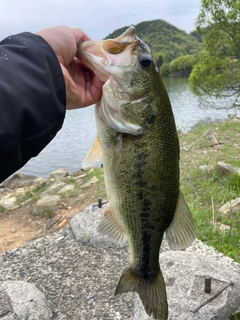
top-left (15, 190), bottom-right (34, 206)
top-left (15, 182), bottom-right (47, 206)
top-left (61, 168), bottom-right (107, 206)
top-left (59, 190), bottom-right (74, 199)
top-left (83, 167), bottom-right (105, 182)
top-left (230, 311), bottom-right (240, 320)
top-left (44, 207), bottom-right (55, 218)
top-left (180, 119), bottom-right (240, 262)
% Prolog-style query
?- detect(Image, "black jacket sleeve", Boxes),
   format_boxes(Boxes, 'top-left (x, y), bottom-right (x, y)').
top-left (0, 32), bottom-right (66, 183)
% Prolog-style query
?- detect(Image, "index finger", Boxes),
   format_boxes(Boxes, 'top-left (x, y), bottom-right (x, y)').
top-left (72, 28), bottom-right (92, 43)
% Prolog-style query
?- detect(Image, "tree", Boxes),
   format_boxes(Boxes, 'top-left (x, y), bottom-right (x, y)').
top-left (172, 55), bottom-right (196, 73)
top-left (160, 63), bottom-right (170, 76)
top-left (189, 0), bottom-right (240, 108)
top-left (156, 55), bottom-right (164, 68)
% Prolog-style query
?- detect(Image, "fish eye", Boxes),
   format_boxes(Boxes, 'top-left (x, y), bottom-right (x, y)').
top-left (139, 54), bottom-right (152, 68)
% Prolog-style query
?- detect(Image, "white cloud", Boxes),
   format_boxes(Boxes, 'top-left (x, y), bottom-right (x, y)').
top-left (0, 0), bottom-right (201, 40)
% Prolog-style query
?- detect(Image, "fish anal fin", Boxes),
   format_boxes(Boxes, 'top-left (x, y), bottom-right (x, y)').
top-left (82, 136), bottom-right (102, 168)
top-left (166, 191), bottom-right (196, 250)
top-left (115, 268), bottom-right (168, 320)
top-left (97, 207), bottom-right (126, 243)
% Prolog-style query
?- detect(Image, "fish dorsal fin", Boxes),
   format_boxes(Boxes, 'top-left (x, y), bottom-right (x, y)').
top-left (97, 208), bottom-right (127, 243)
top-left (165, 191), bottom-right (196, 250)
top-left (82, 136), bottom-right (102, 168)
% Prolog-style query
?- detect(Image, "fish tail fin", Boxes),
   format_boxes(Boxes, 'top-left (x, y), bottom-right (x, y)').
top-left (115, 268), bottom-right (168, 320)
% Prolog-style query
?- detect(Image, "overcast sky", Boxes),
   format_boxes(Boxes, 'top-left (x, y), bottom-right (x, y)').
top-left (0, 0), bottom-right (201, 41)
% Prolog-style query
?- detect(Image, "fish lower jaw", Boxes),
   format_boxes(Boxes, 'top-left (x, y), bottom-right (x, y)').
top-left (79, 52), bottom-right (110, 82)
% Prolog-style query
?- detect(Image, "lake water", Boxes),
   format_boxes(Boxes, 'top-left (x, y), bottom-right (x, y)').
top-left (19, 77), bottom-right (233, 177)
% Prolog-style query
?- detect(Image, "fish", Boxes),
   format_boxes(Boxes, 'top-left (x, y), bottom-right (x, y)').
top-left (78, 26), bottom-right (196, 320)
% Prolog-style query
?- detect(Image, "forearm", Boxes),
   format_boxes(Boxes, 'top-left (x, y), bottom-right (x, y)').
top-left (0, 32), bottom-right (66, 183)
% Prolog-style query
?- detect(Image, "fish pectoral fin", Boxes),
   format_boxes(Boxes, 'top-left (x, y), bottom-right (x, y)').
top-left (82, 136), bottom-right (102, 168)
top-left (97, 208), bottom-right (127, 243)
top-left (166, 191), bottom-right (196, 250)
top-left (111, 133), bottom-right (122, 173)
top-left (115, 268), bottom-right (168, 320)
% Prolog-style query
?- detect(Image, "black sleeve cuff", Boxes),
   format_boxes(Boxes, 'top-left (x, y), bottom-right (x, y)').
top-left (0, 32), bottom-right (66, 182)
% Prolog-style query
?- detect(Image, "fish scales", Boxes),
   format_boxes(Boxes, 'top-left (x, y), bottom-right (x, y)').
top-left (78, 26), bottom-right (196, 320)
top-left (111, 116), bottom-right (178, 268)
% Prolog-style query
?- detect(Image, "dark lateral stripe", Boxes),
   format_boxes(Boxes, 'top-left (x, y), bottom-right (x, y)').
top-left (140, 199), bottom-right (152, 277)
top-left (134, 143), bottom-right (160, 278)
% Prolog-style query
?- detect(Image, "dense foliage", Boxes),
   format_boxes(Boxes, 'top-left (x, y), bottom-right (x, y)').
top-left (105, 19), bottom-right (201, 72)
top-left (160, 54), bottom-right (197, 76)
top-left (189, 0), bottom-right (240, 108)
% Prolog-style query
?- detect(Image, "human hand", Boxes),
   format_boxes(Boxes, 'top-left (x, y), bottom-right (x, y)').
top-left (36, 26), bottom-right (104, 109)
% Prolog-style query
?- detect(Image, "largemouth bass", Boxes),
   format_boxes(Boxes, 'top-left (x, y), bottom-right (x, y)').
top-left (78, 27), bottom-right (196, 320)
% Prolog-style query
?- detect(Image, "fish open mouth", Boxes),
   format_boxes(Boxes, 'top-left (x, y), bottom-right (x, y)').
top-left (77, 26), bottom-right (155, 136)
top-left (77, 26), bottom-right (139, 82)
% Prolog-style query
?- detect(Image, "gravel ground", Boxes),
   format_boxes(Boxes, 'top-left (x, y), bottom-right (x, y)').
top-left (1, 204), bottom-right (240, 320)
top-left (0, 230), bottom-right (135, 320)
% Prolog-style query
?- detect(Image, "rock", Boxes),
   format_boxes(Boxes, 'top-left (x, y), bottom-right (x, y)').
top-left (216, 161), bottom-right (234, 176)
top-left (219, 224), bottom-right (231, 233)
top-left (3, 173), bottom-right (38, 189)
top-left (72, 174), bottom-right (87, 180)
top-left (70, 169), bottom-right (85, 176)
top-left (219, 198), bottom-right (240, 215)
top-left (33, 177), bottom-right (47, 184)
top-left (201, 130), bottom-right (219, 146)
top-left (199, 165), bottom-right (215, 172)
top-left (37, 195), bottom-right (61, 207)
top-left (234, 168), bottom-right (240, 176)
top-left (0, 288), bottom-right (12, 319)
top-left (14, 187), bottom-right (26, 196)
top-left (41, 181), bottom-right (66, 195)
top-left (134, 251), bottom-right (240, 320)
top-left (213, 222), bottom-right (231, 234)
top-left (81, 176), bottom-right (99, 188)
top-left (49, 168), bottom-right (68, 180)
top-left (35, 195), bottom-right (60, 216)
top-left (0, 194), bottom-right (18, 211)
top-left (0, 281), bottom-right (51, 319)
top-left (216, 161), bottom-right (240, 176)
top-left (21, 198), bottom-right (33, 206)
top-left (69, 203), bottom-right (127, 249)
top-left (58, 184), bottom-right (74, 194)
top-left (227, 114), bottom-right (240, 122)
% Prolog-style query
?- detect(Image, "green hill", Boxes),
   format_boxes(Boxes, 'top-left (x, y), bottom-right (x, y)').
top-left (105, 19), bottom-right (202, 74)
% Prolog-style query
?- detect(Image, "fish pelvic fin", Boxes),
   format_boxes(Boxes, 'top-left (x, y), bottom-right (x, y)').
top-left (97, 208), bottom-right (127, 243)
top-left (166, 190), bottom-right (196, 250)
top-left (82, 136), bottom-right (102, 168)
top-left (115, 268), bottom-right (168, 320)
